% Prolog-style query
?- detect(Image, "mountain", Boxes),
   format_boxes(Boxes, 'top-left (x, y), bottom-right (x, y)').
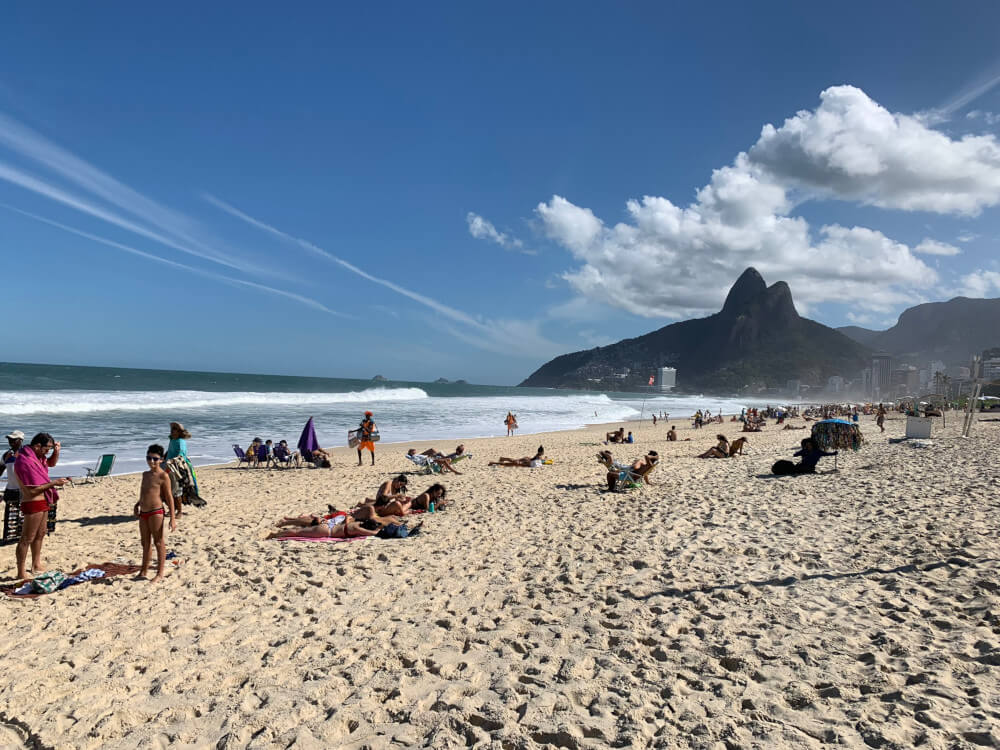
top-left (837, 297), bottom-right (1000, 365)
top-left (520, 268), bottom-right (872, 392)
top-left (837, 325), bottom-right (881, 347)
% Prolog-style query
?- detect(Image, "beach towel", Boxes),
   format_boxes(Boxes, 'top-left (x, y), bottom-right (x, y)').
top-left (14, 447), bottom-right (57, 507)
top-left (2, 562), bottom-right (141, 599)
top-left (165, 457), bottom-right (205, 507)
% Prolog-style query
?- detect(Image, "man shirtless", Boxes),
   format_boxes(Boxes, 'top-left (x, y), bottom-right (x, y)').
top-left (134, 444), bottom-right (177, 583)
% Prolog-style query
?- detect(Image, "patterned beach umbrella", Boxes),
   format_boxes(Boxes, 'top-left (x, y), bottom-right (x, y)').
top-left (811, 418), bottom-right (865, 452)
top-left (298, 417), bottom-right (319, 457)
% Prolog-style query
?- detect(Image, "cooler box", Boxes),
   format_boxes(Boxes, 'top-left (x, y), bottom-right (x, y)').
top-left (905, 416), bottom-right (932, 439)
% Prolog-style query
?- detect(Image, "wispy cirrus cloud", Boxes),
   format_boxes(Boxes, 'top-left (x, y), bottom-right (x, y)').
top-left (206, 194), bottom-right (563, 357)
top-left (0, 112), bottom-right (343, 316)
top-left (1, 203), bottom-right (349, 318)
top-left (466, 212), bottom-right (534, 254)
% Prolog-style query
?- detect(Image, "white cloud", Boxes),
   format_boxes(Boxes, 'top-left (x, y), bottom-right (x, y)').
top-left (466, 212), bottom-right (532, 253)
top-left (914, 239), bottom-right (961, 256)
top-left (2, 203), bottom-right (348, 318)
top-left (966, 110), bottom-right (1000, 126)
top-left (209, 196), bottom-right (565, 359)
top-left (748, 86), bottom-right (1000, 216)
top-left (0, 114), bottom-right (258, 274)
top-left (531, 85), bottom-right (1000, 320)
top-left (956, 269), bottom-right (1000, 298)
top-left (956, 231), bottom-right (980, 243)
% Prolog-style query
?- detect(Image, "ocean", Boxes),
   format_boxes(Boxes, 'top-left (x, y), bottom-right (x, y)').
top-left (0, 362), bottom-right (761, 479)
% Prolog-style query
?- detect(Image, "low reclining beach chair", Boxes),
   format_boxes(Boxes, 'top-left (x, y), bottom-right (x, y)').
top-left (232, 444), bottom-right (252, 469)
top-left (597, 452), bottom-right (656, 491)
top-left (406, 453), bottom-right (442, 474)
top-left (80, 454), bottom-right (115, 484)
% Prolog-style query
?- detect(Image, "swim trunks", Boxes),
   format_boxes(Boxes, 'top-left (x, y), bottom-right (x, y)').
top-left (20, 498), bottom-right (48, 515)
top-left (139, 507), bottom-right (165, 519)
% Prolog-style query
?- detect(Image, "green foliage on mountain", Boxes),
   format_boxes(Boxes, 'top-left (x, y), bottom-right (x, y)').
top-left (521, 268), bottom-right (872, 392)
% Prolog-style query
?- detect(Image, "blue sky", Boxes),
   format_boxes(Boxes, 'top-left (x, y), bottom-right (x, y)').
top-left (3, 2), bottom-right (1000, 384)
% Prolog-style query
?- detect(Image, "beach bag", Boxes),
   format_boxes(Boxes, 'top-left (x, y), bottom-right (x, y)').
top-left (377, 523), bottom-right (409, 539)
top-left (771, 459), bottom-right (795, 476)
top-left (31, 571), bottom-right (67, 594)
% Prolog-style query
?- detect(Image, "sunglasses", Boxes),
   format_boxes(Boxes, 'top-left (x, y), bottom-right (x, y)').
top-left (146, 455), bottom-right (162, 462)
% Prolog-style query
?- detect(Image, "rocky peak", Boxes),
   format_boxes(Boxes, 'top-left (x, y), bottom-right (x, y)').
top-left (721, 267), bottom-right (767, 316)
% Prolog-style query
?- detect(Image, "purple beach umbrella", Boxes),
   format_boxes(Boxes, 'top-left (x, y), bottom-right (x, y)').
top-left (298, 417), bottom-right (319, 457)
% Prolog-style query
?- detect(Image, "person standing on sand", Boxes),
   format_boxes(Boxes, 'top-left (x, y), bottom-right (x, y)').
top-left (134, 444), bottom-right (176, 583)
top-left (876, 404), bottom-right (886, 433)
top-left (13, 433), bottom-right (69, 581)
top-left (166, 422), bottom-right (194, 517)
top-left (357, 411), bottom-right (377, 466)
top-left (505, 411), bottom-right (518, 436)
top-left (2, 430), bottom-right (24, 509)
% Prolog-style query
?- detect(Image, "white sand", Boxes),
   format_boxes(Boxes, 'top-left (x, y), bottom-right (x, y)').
top-left (1, 413), bottom-right (998, 749)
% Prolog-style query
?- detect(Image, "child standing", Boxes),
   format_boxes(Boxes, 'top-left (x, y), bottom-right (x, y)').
top-left (134, 444), bottom-right (176, 583)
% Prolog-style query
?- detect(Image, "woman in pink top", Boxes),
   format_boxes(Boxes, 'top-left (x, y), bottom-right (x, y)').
top-left (13, 432), bottom-right (70, 581)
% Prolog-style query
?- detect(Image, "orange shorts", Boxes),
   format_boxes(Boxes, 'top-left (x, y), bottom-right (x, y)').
top-left (359, 441), bottom-right (375, 452)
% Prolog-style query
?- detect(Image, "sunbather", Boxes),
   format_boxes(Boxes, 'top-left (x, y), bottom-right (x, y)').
top-left (409, 483), bottom-right (448, 511)
top-left (697, 434), bottom-right (729, 458)
top-left (600, 450), bottom-right (658, 491)
top-left (605, 427), bottom-right (625, 444)
top-left (266, 511), bottom-right (390, 540)
top-left (489, 445), bottom-right (545, 467)
top-left (406, 448), bottom-right (462, 474)
top-left (359, 474), bottom-right (411, 515)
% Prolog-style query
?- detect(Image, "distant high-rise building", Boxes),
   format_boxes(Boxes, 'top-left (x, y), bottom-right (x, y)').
top-left (827, 375), bottom-right (844, 393)
top-left (872, 354), bottom-right (892, 399)
top-left (655, 367), bottom-right (676, 392)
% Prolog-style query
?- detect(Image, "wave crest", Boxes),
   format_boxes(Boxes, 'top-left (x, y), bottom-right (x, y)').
top-left (0, 387), bottom-right (429, 415)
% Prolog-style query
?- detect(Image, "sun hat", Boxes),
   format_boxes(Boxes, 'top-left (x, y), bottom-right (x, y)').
top-left (5, 430), bottom-right (24, 441)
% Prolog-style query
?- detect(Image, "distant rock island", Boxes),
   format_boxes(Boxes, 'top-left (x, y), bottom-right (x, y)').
top-left (434, 378), bottom-right (469, 385)
top-left (371, 375), bottom-right (388, 382)
top-left (434, 378), bottom-right (450, 384)
top-left (520, 267), bottom-right (871, 393)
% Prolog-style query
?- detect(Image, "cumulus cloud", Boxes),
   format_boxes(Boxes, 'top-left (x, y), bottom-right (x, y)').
top-left (956, 231), bottom-right (980, 243)
top-left (967, 110), bottom-right (1000, 126)
top-left (533, 85), bottom-right (1000, 319)
top-left (914, 239), bottom-right (961, 256)
top-left (466, 212), bottom-right (532, 253)
top-left (748, 86), bottom-right (1000, 216)
top-left (956, 269), bottom-right (1000, 298)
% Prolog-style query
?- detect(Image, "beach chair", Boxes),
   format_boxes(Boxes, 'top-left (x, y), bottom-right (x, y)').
top-left (256, 444), bottom-right (273, 468)
top-left (233, 444), bottom-right (252, 468)
top-left (598, 453), bottom-right (656, 492)
top-left (81, 454), bottom-right (115, 484)
top-left (406, 454), bottom-right (442, 474)
top-left (272, 445), bottom-right (295, 468)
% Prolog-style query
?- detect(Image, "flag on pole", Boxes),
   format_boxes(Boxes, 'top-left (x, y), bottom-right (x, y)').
top-left (648, 375), bottom-right (655, 386)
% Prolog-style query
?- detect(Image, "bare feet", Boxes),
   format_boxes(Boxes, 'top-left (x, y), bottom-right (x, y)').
top-left (150, 573), bottom-right (164, 583)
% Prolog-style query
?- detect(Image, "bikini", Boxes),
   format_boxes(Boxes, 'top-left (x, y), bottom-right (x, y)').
top-left (139, 506), bottom-right (165, 519)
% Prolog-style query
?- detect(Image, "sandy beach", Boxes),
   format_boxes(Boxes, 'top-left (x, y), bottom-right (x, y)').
top-left (1, 413), bottom-right (998, 749)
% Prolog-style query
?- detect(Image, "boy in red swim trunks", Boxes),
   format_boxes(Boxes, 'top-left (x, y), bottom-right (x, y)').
top-left (134, 444), bottom-right (176, 583)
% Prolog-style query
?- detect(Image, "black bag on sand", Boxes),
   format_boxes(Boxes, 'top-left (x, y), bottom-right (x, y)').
top-left (772, 459), bottom-right (796, 475)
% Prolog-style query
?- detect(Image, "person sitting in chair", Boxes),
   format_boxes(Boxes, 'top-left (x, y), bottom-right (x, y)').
top-left (601, 450), bottom-right (658, 491)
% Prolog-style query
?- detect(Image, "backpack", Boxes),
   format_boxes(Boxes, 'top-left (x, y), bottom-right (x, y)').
top-left (377, 523), bottom-right (409, 539)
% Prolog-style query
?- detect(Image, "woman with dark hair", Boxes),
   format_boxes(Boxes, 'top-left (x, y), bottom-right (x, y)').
top-left (697, 435), bottom-right (729, 458)
top-left (13, 433), bottom-right (70, 580)
top-left (410, 483), bottom-right (447, 511)
top-left (772, 438), bottom-right (838, 475)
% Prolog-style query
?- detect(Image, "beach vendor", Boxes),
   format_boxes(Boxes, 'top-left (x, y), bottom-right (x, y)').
top-left (13, 432), bottom-right (70, 581)
top-left (505, 411), bottom-right (518, 437)
top-left (166, 422), bottom-right (199, 516)
top-left (357, 411), bottom-right (377, 466)
top-left (2, 430), bottom-right (24, 506)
